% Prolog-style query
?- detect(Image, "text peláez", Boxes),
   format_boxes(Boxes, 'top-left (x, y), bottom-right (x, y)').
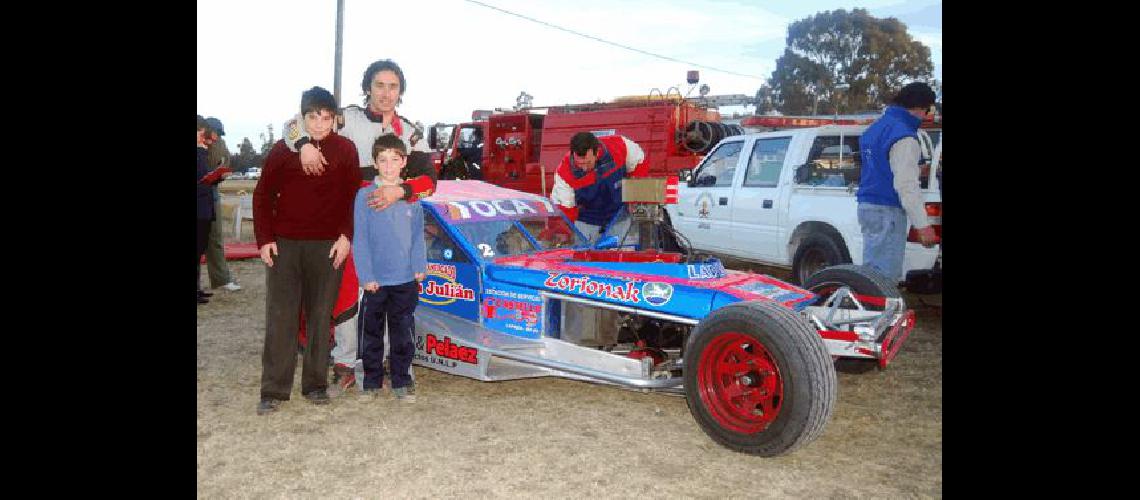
top-left (425, 334), bottom-right (479, 364)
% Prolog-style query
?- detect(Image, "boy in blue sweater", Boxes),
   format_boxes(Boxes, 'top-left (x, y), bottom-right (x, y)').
top-left (352, 134), bottom-right (427, 401)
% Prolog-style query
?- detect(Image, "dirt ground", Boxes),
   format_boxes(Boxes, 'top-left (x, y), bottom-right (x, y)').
top-left (197, 204), bottom-right (942, 498)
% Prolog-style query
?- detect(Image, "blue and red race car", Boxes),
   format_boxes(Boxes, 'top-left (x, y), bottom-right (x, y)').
top-left (411, 180), bottom-right (915, 456)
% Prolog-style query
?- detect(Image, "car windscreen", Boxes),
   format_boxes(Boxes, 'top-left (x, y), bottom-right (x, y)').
top-left (452, 215), bottom-right (585, 260)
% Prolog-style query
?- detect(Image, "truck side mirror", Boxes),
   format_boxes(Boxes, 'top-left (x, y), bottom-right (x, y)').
top-left (677, 168), bottom-right (693, 183)
top-left (429, 125), bottom-right (453, 151)
top-left (794, 164), bottom-right (811, 184)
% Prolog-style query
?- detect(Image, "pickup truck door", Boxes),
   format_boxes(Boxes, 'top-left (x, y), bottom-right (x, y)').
top-left (673, 140), bottom-right (745, 252)
top-left (729, 135), bottom-right (794, 261)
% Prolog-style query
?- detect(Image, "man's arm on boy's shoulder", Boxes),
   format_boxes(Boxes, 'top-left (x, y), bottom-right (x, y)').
top-left (367, 151), bottom-right (437, 210)
top-left (401, 150), bottom-right (438, 201)
top-left (282, 113), bottom-right (347, 153)
top-left (282, 114), bottom-right (309, 153)
top-left (284, 112), bottom-right (347, 175)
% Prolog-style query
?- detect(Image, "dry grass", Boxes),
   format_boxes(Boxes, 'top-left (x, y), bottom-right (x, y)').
top-left (198, 214), bottom-right (942, 498)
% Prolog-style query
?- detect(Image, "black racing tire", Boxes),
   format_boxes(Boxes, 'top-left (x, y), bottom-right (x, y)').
top-left (802, 264), bottom-right (900, 307)
top-left (684, 301), bottom-right (836, 456)
top-left (791, 234), bottom-right (849, 285)
top-left (803, 264), bottom-right (901, 374)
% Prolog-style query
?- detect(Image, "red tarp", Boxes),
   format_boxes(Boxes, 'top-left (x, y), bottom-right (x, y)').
top-left (200, 242), bottom-right (260, 263)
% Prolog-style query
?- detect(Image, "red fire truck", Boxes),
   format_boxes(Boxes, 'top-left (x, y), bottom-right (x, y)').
top-left (428, 95), bottom-right (748, 198)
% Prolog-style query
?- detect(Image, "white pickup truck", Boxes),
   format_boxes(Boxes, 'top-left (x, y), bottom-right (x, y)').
top-left (665, 125), bottom-right (942, 293)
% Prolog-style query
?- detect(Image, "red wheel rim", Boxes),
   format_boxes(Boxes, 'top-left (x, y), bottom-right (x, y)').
top-left (696, 332), bottom-right (783, 434)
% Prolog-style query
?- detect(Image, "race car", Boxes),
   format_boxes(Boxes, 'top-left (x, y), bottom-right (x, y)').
top-left (412, 180), bottom-right (915, 456)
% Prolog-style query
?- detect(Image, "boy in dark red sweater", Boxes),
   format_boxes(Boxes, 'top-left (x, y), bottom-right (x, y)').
top-left (253, 86), bottom-right (363, 415)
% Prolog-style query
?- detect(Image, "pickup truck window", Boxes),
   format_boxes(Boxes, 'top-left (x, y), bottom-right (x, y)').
top-left (692, 141), bottom-right (743, 187)
top-left (797, 135), bottom-right (861, 187)
top-left (743, 137), bottom-right (792, 187)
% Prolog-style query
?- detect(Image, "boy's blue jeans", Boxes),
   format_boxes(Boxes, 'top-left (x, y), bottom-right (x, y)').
top-left (857, 203), bottom-right (908, 282)
top-left (359, 280), bottom-right (418, 390)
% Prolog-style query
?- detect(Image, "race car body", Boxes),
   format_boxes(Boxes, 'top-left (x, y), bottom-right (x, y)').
top-left (411, 180), bottom-right (916, 456)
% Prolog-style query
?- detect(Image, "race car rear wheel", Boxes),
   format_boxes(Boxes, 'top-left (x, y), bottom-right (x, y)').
top-left (804, 264), bottom-right (901, 373)
top-left (684, 301), bottom-right (836, 456)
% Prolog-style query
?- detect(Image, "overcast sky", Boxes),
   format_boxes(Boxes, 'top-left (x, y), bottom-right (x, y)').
top-left (196, 0), bottom-right (941, 150)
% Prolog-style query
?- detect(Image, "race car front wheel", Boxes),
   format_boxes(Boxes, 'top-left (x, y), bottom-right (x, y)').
top-left (684, 301), bottom-right (836, 456)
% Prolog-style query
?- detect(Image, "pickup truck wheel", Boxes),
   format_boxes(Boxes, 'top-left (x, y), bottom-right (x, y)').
top-left (791, 235), bottom-right (848, 285)
top-left (684, 301), bottom-right (836, 456)
top-left (804, 265), bottom-right (901, 374)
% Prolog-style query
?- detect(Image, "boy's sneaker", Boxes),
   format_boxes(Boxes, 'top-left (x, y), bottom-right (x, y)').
top-left (256, 398), bottom-right (282, 415)
top-left (393, 386), bottom-right (416, 403)
top-left (331, 364), bottom-right (356, 394)
top-left (219, 282), bottom-right (242, 291)
top-left (361, 388), bottom-right (382, 399)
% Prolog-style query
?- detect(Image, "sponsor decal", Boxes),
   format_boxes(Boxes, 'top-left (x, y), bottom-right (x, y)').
top-left (418, 280), bottom-right (475, 304)
top-left (686, 262), bottom-right (726, 279)
top-left (443, 248), bottom-right (453, 260)
top-left (484, 288), bottom-right (541, 302)
top-left (641, 282), bottom-right (674, 306)
top-left (414, 351), bottom-right (458, 368)
top-left (695, 192), bottom-right (712, 219)
top-left (544, 273), bottom-right (641, 303)
top-left (427, 263), bottom-right (457, 281)
top-left (434, 198), bottom-right (555, 222)
top-left (483, 297), bottom-right (541, 326)
top-left (419, 263), bottom-right (474, 305)
top-left (420, 333), bottom-right (479, 364)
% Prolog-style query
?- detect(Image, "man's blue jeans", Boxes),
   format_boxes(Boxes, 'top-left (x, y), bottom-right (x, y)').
top-left (858, 203), bottom-right (908, 282)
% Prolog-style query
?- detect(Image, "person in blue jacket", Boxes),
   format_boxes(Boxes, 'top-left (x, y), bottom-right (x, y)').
top-left (352, 134), bottom-right (427, 402)
top-left (856, 82), bottom-right (939, 281)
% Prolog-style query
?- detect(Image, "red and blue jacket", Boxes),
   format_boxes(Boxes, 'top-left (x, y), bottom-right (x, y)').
top-left (550, 135), bottom-right (646, 225)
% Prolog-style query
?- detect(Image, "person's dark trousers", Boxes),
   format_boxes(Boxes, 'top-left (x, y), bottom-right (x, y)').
top-left (260, 237), bottom-right (344, 400)
top-left (205, 197), bottom-right (233, 287)
top-left (360, 280), bottom-right (419, 390)
top-left (196, 220), bottom-right (211, 294)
